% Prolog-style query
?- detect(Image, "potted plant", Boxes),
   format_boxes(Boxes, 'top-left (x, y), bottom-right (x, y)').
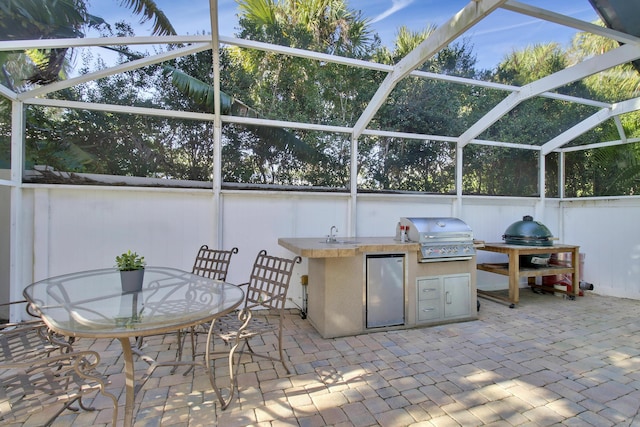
top-left (116, 250), bottom-right (146, 293)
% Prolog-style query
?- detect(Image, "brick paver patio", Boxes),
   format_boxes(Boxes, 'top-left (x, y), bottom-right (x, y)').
top-left (12, 289), bottom-right (640, 426)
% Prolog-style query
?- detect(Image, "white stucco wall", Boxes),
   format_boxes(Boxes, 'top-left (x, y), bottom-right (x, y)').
top-left (28, 187), bottom-right (215, 281)
top-left (561, 198), bottom-right (640, 300)
top-left (8, 184), bottom-right (639, 321)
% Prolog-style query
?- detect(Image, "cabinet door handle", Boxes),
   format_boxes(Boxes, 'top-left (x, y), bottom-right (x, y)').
top-left (445, 291), bottom-right (452, 304)
top-left (422, 288), bottom-right (437, 292)
top-left (421, 308), bottom-right (436, 312)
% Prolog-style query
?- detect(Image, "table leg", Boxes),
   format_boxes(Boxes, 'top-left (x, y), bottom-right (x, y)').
top-left (205, 318), bottom-right (240, 410)
top-left (571, 248), bottom-right (580, 298)
top-left (119, 337), bottom-right (135, 427)
top-left (508, 250), bottom-right (519, 306)
top-left (204, 310), bottom-right (251, 410)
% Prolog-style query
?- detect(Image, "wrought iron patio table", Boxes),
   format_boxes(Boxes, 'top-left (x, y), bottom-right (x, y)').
top-left (23, 266), bottom-right (245, 427)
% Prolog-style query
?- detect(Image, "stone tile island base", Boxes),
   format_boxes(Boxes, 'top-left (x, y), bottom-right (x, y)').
top-left (278, 237), bottom-right (478, 338)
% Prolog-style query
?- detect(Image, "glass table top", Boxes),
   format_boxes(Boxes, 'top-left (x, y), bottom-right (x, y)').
top-left (23, 267), bottom-right (244, 338)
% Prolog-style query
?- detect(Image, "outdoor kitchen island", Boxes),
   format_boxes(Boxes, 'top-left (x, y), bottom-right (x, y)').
top-left (278, 237), bottom-right (478, 338)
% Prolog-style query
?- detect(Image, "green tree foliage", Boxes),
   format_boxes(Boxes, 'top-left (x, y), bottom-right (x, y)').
top-left (4, 2), bottom-right (640, 196)
top-left (17, 22), bottom-right (215, 182)
top-left (221, 0), bottom-right (380, 187)
top-left (564, 25), bottom-right (640, 196)
top-left (0, 0), bottom-right (97, 87)
top-left (0, 98), bottom-right (11, 169)
top-left (0, 0), bottom-right (171, 88)
top-left (463, 40), bottom-right (640, 197)
top-left (358, 26), bottom-right (480, 193)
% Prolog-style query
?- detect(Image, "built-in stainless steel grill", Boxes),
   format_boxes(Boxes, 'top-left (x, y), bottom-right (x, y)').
top-left (398, 217), bottom-right (475, 262)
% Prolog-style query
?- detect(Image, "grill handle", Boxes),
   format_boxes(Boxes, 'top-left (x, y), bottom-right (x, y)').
top-left (419, 256), bottom-right (472, 263)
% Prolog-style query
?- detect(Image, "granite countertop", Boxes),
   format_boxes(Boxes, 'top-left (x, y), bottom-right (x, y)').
top-left (277, 237), bottom-right (419, 258)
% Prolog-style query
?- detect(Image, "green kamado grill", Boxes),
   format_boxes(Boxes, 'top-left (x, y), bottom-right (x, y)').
top-left (502, 215), bottom-right (554, 267)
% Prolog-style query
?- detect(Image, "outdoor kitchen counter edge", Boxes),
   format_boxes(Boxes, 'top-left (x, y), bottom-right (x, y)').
top-left (278, 237), bottom-right (419, 258)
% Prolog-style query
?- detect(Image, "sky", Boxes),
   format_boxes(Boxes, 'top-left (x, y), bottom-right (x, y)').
top-left (87, 0), bottom-right (600, 71)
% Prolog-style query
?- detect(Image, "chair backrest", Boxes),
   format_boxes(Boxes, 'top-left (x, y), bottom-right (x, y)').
top-left (191, 245), bottom-right (239, 281)
top-left (0, 322), bottom-right (71, 364)
top-left (245, 250), bottom-right (302, 310)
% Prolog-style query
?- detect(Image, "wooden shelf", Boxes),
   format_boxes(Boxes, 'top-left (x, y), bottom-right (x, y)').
top-left (477, 262), bottom-right (574, 278)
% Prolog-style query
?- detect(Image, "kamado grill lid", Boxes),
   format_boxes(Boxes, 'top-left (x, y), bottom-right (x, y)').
top-left (503, 215), bottom-right (553, 247)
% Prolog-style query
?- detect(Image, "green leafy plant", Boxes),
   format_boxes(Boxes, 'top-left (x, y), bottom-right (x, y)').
top-left (115, 250), bottom-right (146, 271)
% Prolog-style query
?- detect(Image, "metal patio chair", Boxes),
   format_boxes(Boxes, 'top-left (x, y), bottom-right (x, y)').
top-left (209, 249), bottom-right (302, 409)
top-left (0, 303), bottom-right (118, 426)
top-left (191, 245), bottom-right (239, 281)
top-left (0, 299), bottom-right (77, 350)
top-left (134, 245), bottom-right (240, 374)
top-left (178, 245), bottom-right (239, 366)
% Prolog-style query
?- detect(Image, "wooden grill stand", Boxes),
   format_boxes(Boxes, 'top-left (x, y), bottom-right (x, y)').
top-left (476, 243), bottom-right (580, 308)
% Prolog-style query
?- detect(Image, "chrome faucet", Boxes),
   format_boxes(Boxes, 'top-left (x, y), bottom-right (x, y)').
top-left (327, 225), bottom-right (338, 243)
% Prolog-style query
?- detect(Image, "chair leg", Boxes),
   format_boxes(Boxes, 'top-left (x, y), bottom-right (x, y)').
top-left (172, 329), bottom-right (184, 374)
top-left (181, 326), bottom-right (199, 376)
top-left (189, 326), bottom-right (197, 362)
top-left (276, 336), bottom-right (290, 374)
top-left (239, 314), bottom-right (290, 375)
top-left (276, 315), bottom-right (290, 374)
top-left (205, 319), bottom-right (245, 410)
top-left (221, 337), bottom-right (245, 410)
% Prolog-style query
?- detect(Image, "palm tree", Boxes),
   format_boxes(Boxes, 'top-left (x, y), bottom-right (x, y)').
top-left (0, 0), bottom-right (175, 87)
top-left (236, 0), bottom-right (372, 56)
top-left (569, 21), bottom-right (640, 99)
top-left (229, 0), bottom-right (376, 165)
top-left (0, 0), bottom-right (185, 176)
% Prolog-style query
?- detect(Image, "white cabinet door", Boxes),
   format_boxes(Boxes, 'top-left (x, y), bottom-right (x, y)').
top-left (443, 274), bottom-right (470, 319)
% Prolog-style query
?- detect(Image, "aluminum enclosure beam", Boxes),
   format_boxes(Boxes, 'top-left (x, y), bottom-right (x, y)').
top-left (0, 84), bottom-right (16, 100)
top-left (3, 33), bottom-right (612, 110)
top-left (561, 137), bottom-right (640, 153)
top-left (9, 101), bottom-right (24, 320)
top-left (542, 96), bottom-right (640, 155)
top-left (2, 33), bottom-right (612, 108)
top-left (210, 0), bottom-right (225, 250)
top-left (0, 36), bottom-right (212, 51)
top-left (351, 0), bottom-right (507, 139)
top-left (17, 43), bottom-right (211, 100)
top-left (4, 0), bottom-right (639, 165)
top-left (223, 35), bottom-right (610, 109)
top-left (458, 43), bottom-right (640, 148)
top-left (614, 116), bottom-right (627, 142)
top-left (503, 0), bottom-right (640, 45)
